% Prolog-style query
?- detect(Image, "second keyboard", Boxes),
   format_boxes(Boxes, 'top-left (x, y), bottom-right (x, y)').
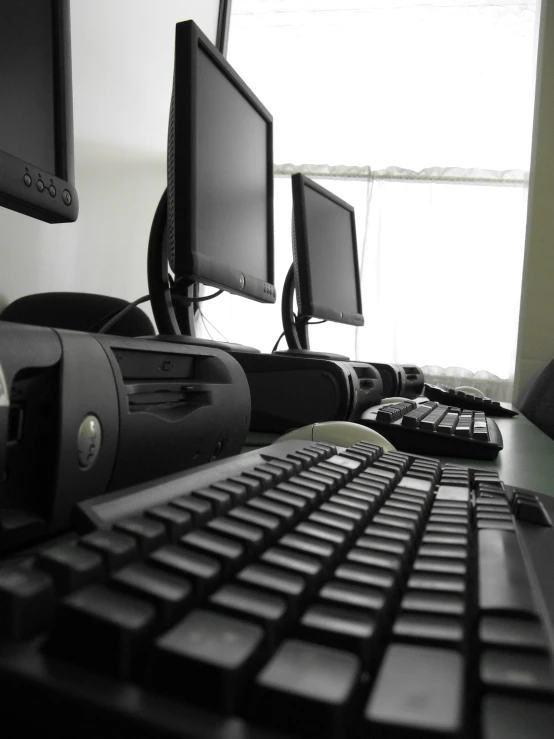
top-left (359, 400), bottom-right (503, 459)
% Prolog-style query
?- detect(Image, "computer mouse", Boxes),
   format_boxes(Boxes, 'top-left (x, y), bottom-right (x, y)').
top-left (275, 421), bottom-right (396, 452)
top-left (455, 386), bottom-right (486, 398)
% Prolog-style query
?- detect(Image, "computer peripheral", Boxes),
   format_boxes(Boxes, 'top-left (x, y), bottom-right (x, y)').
top-left (359, 399), bottom-right (503, 459)
top-left (456, 385), bottom-right (485, 397)
top-left (276, 421), bottom-right (396, 452)
top-left (0, 0), bottom-right (78, 223)
top-left (0, 321), bottom-right (251, 552)
top-left (424, 383), bottom-right (518, 418)
top-left (148, 20), bottom-right (275, 340)
top-left (0, 438), bottom-right (552, 738)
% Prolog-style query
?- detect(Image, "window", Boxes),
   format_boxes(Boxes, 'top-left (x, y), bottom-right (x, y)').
top-left (198, 0), bottom-right (537, 399)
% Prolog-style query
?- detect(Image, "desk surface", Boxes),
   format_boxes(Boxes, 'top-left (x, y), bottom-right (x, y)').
top-left (245, 407), bottom-right (554, 499)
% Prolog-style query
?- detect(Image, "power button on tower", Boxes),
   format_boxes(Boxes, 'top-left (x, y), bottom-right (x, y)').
top-left (77, 414), bottom-right (102, 469)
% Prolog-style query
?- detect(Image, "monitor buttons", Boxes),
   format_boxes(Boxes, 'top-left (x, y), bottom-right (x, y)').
top-left (23, 174), bottom-right (32, 187)
top-left (62, 189), bottom-right (72, 206)
top-left (36, 179), bottom-right (45, 193)
top-left (49, 185), bottom-right (56, 198)
top-left (239, 274), bottom-right (245, 289)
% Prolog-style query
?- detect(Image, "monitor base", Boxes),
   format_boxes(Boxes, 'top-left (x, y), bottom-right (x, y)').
top-left (154, 335), bottom-right (261, 354)
top-left (273, 348), bottom-right (350, 361)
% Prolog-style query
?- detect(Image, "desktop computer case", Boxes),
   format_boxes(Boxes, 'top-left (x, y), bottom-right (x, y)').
top-left (233, 353), bottom-right (383, 432)
top-left (371, 362), bottom-right (425, 399)
top-left (0, 323), bottom-right (250, 551)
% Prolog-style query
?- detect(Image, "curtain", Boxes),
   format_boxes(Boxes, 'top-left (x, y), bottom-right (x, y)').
top-left (197, 0), bottom-right (537, 402)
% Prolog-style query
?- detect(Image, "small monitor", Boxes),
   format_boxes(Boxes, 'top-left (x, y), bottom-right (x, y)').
top-left (167, 20), bottom-right (275, 304)
top-left (291, 173), bottom-right (363, 326)
top-left (0, 0), bottom-right (78, 223)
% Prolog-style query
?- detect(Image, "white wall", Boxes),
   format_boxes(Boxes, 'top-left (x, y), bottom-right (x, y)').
top-left (0, 0), bottom-right (220, 313)
top-left (514, 0), bottom-right (554, 403)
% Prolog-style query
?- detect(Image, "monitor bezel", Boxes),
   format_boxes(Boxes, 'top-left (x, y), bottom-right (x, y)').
top-left (169, 20), bottom-right (275, 304)
top-left (0, 0), bottom-right (78, 223)
top-left (291, 173), bottom-right (364, 326)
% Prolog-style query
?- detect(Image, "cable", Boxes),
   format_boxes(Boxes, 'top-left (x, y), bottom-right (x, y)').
top-left (96, 284), bottom-right (223, 336)
top-left (199, 310), bottom-right (229, 342)
top-left (199, 310), bottom-right (214, 341)
top-left (272, 331), bottom-right (286, 353)
top-left (307, 319), bottom-right (327, 325)
top-left (172, 289), bottom-right (223, 306)
top-left (97, 295), bottom-right (151, 334)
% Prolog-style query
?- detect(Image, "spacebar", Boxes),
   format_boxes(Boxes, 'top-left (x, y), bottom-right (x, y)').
top-left (478, 529), bottom-right (536, 615)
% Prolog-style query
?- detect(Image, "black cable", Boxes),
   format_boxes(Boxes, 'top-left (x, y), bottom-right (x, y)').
top-left (272, 331), bottom-right (286, 353)
top-left (96, 277), bottom-right (211, 335)
top-left (97, 295), bottom-right (151, 334)
top-left (172, 289), bottom-right (223, 306)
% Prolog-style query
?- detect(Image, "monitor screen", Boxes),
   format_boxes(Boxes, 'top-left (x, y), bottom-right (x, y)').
top-left (291, 174), bottom-right (364, 326)
top-left (168, 20), bottom-right (275, 304)
top-left (0, 0), bottom-right (78, 223)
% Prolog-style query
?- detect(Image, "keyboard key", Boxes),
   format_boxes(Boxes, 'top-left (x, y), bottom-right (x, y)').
top-left (408, 573), bottom-right (466, 594)
top-left (46, 584), bottom-right (155, 678)
top-left (346, 548), bottom-right (402, 575)
top-left (207, 516), bottom-right (265, 554)
top-left (114, 516), bottom-right (167, 556)
top-left (149, 545), bottom-right (221, 597)
top-left (436, 486), bottom-right (470, 502)
top-left (236, 563), bottom-right (308, 614)
top-left (279, 532), bottom-right (336, 561)
top-left (35, 543), bottom-right (104, 595)
top-left (79, 530), bottom-right (138, 571)
top-left (480, 649), bottom-right (554, 695)
top-left (319, 580), bottom-right (386, 612)
top-left (170, 495), bottom-right (212, 525)
top-left (248, 496), bottom-right (296, 528)
top-left (110, 562), bottom-right (193, 629)
top-left (228, 505), bottom-right (281, 538)
top-left (479, 615), bottom-right (547, 651)
top-left (478, 529), bottom-right (537, 615)
top-left (413, 557), bottom-right (467, 576)
top-left (210, 479), bottom-right (249, 504)
top-left (0, 568), bottom-right (55, 638)
top-left (296, 521), bottom-right (348, 549)
top-left (150, 609), bottom-right (264, 711)
top-left (482, 695), bottom-right (554, 739)
top-left (265, 488), bottom-right (311, 516)
top-left (144, 505), bottom-right (193, 542)
top-left (335, 563), bottom-right (395, 591)
top-left (364, 645), bottom-right (464, 736)
top-left (191, 488), bottom-right (232, 515)
top-left (209, 583), bottom-right (288, 649)
top-left (355, 534), bottom-right (406, 556)
top-left (298, 603), bottom-right (378, 664)
top-left (418, 544), bottom-right (467, 560)
top-left (309, 511), bottom-right (357, 540)
top-left (320, 502), bottom-right (365, 525)
top-left (227, 475), bottom-right (262, 496)
top-left (261, 546), bottom-right (324, 583)
top-left (402, 590), bottom-right (465, 617)
top-left (180, 530), bottom-right (245, 574)
top-left (393, 613), bottom-right (464, 646)
top-left (252, 639), bottom-right (361, 739)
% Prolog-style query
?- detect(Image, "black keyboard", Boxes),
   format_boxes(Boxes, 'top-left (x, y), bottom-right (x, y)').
top-left (1, 439), bottom-right (553, 738)
top-left (424, 384), bottom-right (518, 418)
top-left (359, 400), bottom-right (503, 459)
